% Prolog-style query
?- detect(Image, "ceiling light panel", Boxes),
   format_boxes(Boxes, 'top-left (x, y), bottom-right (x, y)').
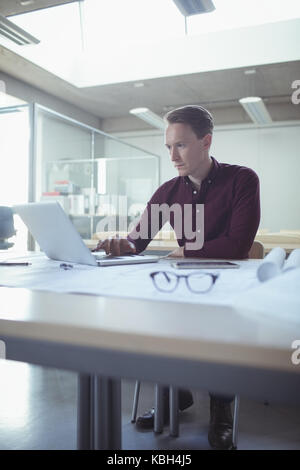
top-left (172, 0), bottom-right (215, 16)
top-left (129, 108), bottom-right (165, 130)
top-left (239, 97), bottom-right (272, 124)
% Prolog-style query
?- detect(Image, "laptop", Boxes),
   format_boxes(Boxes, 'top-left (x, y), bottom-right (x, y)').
top-left (13, 202), bottom-right (159, 267)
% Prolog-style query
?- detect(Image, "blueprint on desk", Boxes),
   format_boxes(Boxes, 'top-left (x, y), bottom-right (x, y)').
top-left (0, 253), bottom-right (299, 324)
top-left (231, 267), bottom-right (300, 324)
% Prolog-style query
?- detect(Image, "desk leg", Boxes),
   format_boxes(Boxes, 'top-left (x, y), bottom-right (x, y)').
top-left (94, 376), bottom-right (122, 450)
top-left (131, 380), bottom-right (141, 423)
top-left (154, 384), bottom-right (164, 434)
top-left (232, 395), bottom-right (240, 449)
top-left (77, 374), bottom-right (93, 450)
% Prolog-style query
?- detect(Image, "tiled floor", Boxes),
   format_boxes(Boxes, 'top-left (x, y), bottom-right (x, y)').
top-left (0, 360), bottom-right (299, 450)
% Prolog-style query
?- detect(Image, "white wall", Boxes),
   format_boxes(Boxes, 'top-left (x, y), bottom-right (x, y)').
top-left (114, 122), bottom-right (300, 232)
top-left (211, 124), bottom-right (300, 231)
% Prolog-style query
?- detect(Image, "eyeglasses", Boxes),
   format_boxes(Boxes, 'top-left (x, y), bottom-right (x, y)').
top-left (60, 263), bottom-right (73, 270)
top-left (150, 271), bottom-right (219, 293)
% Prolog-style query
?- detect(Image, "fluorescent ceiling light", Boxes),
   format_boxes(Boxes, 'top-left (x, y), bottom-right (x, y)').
top-left (239, 97), bottom-right (272, 125)
top-left (0, 14), bottom-right (40, 45)
top-left (173, 0), bottom-right (215, 16)
top-left (20, 1), bottom-right (35, 5)
top-left (129, 107), bottom-right (165, 130)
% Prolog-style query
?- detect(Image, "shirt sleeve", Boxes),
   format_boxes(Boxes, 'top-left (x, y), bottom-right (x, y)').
top-left (184, 168), bottom-right (261, 259)
top-left (127, 185), bottom-right (168, 254)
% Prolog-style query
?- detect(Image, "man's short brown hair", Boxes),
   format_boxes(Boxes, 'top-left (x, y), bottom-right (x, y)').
top-left (164, 105), bottom-right (214, 139)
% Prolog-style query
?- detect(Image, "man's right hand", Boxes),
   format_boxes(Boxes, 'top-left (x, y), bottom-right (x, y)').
top-left (93, 237), bottom-right (136, 256)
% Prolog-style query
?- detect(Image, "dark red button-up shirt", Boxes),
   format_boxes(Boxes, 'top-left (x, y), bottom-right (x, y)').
top-left (128, 156), bottom-right (260, 259)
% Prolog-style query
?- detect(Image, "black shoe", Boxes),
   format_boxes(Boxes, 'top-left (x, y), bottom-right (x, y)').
top-left (135, 389), bottom-right (193, 430)
top-left (135, 407), bottom-right (167, 429)
top-left (208, 397), bottom-right (233, 450)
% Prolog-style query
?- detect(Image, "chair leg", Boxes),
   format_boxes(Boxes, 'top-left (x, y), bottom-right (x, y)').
top-left (131, 380), bottom-right (141, 423)
top-left (169, 386), bottom-right (179, 437)
top-left (131, 381), bottom-right (180, 437)
top-left (232, 395), bottom-right (240, 449)
top-left (154, 384), bottom-right (164, 434)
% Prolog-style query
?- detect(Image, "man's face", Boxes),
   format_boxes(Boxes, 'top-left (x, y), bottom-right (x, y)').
top-left (164, 123), bottom-right (211, 179)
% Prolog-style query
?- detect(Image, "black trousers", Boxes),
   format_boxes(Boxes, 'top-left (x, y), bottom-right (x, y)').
top-left (209, 392), bottom-right (235, 403)
top-left (163, 387), bottom-right (234, 409)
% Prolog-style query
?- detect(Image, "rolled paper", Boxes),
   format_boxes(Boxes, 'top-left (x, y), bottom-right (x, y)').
top-left (257, 246), bottom-right (286, 282)
top-left (284, 249), bottom-right (300, 272)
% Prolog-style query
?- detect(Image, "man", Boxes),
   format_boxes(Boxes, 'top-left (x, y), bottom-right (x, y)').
top-left (95, 105), bottom-right (260, 449)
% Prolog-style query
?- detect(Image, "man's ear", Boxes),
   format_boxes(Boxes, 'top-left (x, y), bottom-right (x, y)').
top-left (202, 133), bottom-right (212, 149)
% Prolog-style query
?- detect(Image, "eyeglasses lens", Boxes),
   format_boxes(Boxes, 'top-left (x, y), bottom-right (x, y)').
top-left (187, 273), bottom-right (213, 292)
top-left (153, 271), bottom-right (178, 292)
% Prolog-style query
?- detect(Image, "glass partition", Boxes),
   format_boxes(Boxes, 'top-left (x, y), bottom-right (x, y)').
top-left (0, 104), bottom-right (30, 250)
top-left (35, 105), bottom-right (159, 240)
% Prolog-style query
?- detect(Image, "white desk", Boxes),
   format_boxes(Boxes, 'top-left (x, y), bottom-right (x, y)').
top-left (1, 283), bottom-right (300, 449)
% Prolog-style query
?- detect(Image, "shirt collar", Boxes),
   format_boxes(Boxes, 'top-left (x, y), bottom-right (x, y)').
top-left (184, 156), bottom-right (219, 185)
top-left (205, 156), bottom-right (219, 182)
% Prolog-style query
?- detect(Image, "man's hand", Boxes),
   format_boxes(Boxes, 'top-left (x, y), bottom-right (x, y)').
top-left (166, 246), bottom-right (184, 258)
top-left (93, 237), bottom-right (136, 256)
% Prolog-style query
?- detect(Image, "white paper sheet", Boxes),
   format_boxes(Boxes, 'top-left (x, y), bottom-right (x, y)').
top-left (232, 268), bottom-right (300, 324)
top-left (1, 253), bottom-right (299, 324)
top-left (0, 253), bottom-right (261, 306)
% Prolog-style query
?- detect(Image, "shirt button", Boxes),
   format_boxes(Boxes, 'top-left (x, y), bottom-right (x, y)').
top-left (193, 190), bottom-right (197, 194)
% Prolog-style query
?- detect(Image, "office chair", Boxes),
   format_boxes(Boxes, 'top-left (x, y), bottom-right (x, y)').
top-left (248, 240), bottom-right (264, 259)
top-left (131, 240), bottom-right (265, 448)
top-left (0, 206), bottom-right (15, 250)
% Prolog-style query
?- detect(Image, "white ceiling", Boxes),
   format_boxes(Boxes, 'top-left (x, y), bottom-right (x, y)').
top-left (81, 62), bottom-right (300, 118)
top-left (0, 0), bottom-right (299, 130)
top-left (2, 1), bottom-right (300, 88)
